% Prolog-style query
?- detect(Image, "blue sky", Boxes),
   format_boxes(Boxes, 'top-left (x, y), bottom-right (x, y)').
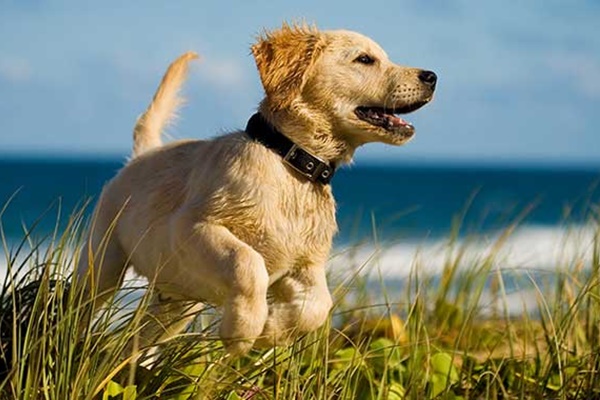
top-left (0, 1), bottom-right (599, 164)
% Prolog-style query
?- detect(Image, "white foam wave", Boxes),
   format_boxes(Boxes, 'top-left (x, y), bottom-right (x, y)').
top-left (0, 244), bottom-right (143, 286)
top-left (330, 223), bottom-right (597, 279)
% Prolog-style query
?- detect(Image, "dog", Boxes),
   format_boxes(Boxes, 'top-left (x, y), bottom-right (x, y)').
top-left (76, 23), bottom-right (437, 356)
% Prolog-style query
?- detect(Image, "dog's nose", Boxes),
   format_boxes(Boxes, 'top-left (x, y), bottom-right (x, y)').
top-left (418, 70), bottom-right (437, 88)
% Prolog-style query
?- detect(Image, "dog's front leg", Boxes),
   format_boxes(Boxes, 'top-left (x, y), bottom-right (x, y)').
top-left (170, 220), bottom-right (269, 356)
top-left (255, 266), bottom-right (332, 347)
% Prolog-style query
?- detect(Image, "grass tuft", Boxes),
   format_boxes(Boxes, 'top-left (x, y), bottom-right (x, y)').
top-left (0, 204), bottom-right (599, 399)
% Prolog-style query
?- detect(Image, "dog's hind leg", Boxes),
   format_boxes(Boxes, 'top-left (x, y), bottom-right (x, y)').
top-left (77, 240), bottom-right (127, 303)
top-left (76, 201), bottom-right (129, 309)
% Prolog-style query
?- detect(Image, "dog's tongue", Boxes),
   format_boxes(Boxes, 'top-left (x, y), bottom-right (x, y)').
top-left (384, 113), bottom-right (410, 128)
top-left (390, 114), bottom-right (408, 126)
top-left (368, 108), bottom-right (407, 126)
top-left (359, 107), bottom-right (412, 130)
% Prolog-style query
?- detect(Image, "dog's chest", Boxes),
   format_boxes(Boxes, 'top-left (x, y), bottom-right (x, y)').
top-left (218, 181), bottom-right (337, 274)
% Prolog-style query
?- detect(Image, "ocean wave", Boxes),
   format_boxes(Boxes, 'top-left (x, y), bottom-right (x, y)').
top-left (328, 223), bottom-right (598, 315)
top-left (0, 244), bottom-right (142, 286)
top-left (330, 223), bottom-right (597, 279)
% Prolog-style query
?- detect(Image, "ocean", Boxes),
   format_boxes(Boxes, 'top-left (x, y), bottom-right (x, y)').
top-left (1, 157), bottom-right (599, 313)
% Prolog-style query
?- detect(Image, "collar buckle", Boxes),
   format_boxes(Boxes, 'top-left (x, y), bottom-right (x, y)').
top-left (283, 143), bottom-right (300, 163)
top-left (283, 144), bottom-right (334, 184)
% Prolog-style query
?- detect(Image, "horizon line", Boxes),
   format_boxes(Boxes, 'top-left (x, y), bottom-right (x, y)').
top-left (1, 151), bottom-right (600, 171)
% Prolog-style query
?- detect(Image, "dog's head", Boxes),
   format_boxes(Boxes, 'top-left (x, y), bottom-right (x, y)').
top-left (252, 23), bottom-right (436, 162)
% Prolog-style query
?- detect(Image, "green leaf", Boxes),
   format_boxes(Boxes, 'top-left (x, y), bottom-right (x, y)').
top-left (102, 381), bottom-right (137, 400)
top-left (368, 338), bottom-right (402, 372)
top-left (430, 374), bottom-right (447, 399)
top-left (103, 381), bottom-right (124, 400)
top-left (429, 353), bottom-right (459, 398)
top-left (387, 382), bottom-right (406, 400)
top-left (122, 386), bottom-right (137, 400)
top-left (333, 347), bottom-right (361, 370)
top-left (431, 353), bottom-right (459, 382)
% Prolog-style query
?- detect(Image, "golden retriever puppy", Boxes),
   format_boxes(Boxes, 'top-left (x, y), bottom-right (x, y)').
top-left (77, 23), bottom-right (437, 356)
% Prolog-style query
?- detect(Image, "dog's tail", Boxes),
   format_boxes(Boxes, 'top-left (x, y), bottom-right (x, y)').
top-left (132, 52), bottom-right (199, 159)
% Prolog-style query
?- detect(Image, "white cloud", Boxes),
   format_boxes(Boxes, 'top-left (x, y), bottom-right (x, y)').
top-left (0, 56), bottom-right (33, 83)
top-left (195, 57), bottom-right (248, 90)
top-left (107, 51), bottom-right (250, 94)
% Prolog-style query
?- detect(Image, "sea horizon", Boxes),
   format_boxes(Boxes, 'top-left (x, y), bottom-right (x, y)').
top-left (2, 151), bottom-right (600, 171)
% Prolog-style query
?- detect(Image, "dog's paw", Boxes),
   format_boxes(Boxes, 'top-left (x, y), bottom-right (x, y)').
top-left (254, 334), bottom-right (293, 349)
top-left (219, 295), bottom-right (268, 356)
top-left (222, 337), bottom-right (256, 356)
top-left (253, 316), bottom-right (296, 349)
top-left (219, 320), bottom-right (262, 356)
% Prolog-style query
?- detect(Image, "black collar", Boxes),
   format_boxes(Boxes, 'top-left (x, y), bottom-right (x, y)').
top-left (245, 113), bottom-right (336, 185)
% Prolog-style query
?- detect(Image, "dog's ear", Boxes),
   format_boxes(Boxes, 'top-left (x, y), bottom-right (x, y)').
top-left (252, 23), bottom-right (325, 110)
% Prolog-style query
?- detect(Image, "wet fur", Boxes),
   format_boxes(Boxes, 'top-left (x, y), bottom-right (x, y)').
top-left (77, 23), bottom-right (436, 356)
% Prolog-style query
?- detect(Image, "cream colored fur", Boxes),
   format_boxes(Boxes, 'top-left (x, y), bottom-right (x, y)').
top-left (132, 52), bottom-right (199, 158)
top-left (77, 23), bottom-right (436, 356)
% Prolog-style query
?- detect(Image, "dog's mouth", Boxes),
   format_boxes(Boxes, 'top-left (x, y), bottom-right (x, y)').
top-left (354, 102), bottom-right (428, 134)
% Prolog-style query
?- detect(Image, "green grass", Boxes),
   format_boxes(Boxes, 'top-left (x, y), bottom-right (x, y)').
top-left (1, 206), bottom-right (600, 399)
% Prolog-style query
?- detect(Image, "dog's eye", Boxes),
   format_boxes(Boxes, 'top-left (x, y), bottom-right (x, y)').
top-left (354, 54), bottom-right (376, 65)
